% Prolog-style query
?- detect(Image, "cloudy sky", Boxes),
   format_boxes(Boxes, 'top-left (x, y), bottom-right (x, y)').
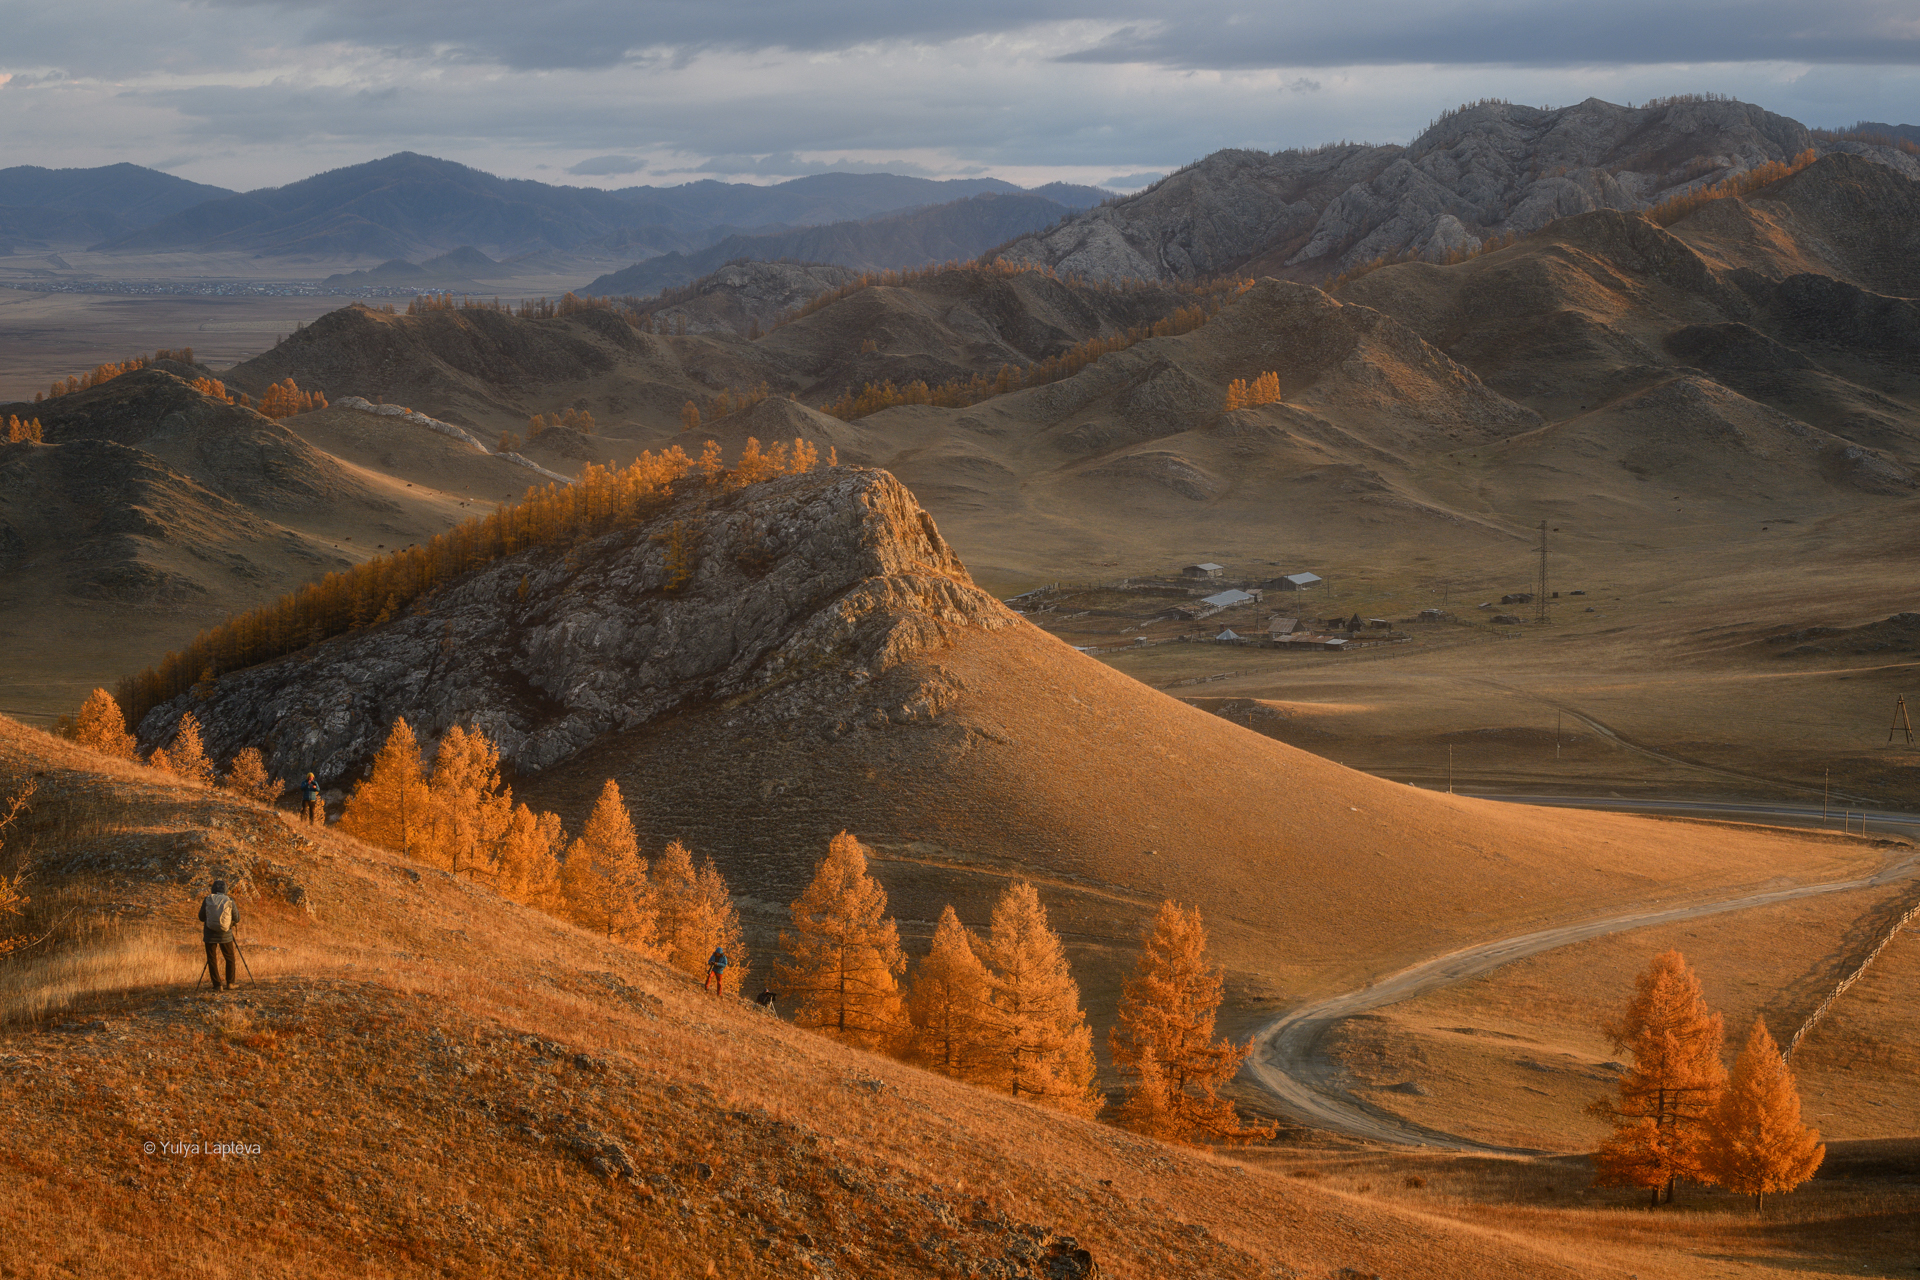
top-left (2, 0), bottom-right (1917, 192)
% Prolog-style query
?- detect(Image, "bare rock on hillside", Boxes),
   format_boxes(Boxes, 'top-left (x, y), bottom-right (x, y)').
top-left (994, 97), bottom-right (1919, 282)
top-left (142, 468), bottom-right (1016, 786)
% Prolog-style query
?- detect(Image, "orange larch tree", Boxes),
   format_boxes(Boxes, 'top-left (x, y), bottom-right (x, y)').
top-left (775, 831), bottom-right (908, 1052)
top-left (1589, 949), bottom-right (1728, 1205)
top-left (907, 904), bottom-right (1001, 1081)
top-left (978, 881), bottom-right (1101, 1116)
top-left (561, 779), bottom-right (653, 948)
top-left (340, 718), bottom-right (432, 859)
top-left (1111, 901), bottom-right (1276, 1144)
top-left (423, 725), bottom-right (515, 880)
top-left (1705, 1018), bottom-right (1824, 1210)
top-left (71, 689), bottom-right (137, 759)
top-left (224, 748), bottom-right (281, 806)
top-left (164, 713), bottom-right (216, 787)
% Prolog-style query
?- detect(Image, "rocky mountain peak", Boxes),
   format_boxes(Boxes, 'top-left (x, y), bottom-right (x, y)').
top-left (991, 96), bottom-right (1920, 284)
top-left (141, 467), bottom-right (1016, 785)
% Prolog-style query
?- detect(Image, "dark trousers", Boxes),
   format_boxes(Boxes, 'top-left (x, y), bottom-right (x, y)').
top-left (205, 941), bottom-right (237, 988)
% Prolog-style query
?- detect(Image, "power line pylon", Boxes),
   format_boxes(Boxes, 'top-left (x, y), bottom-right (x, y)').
top-left (1890, 695), bottom-right (1915, 746)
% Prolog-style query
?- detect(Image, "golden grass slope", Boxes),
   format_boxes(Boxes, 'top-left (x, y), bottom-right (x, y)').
top-left (528, 617), bottom-right (1888, 1023)
top-left (0, 717), bottom-right (1629, 1280)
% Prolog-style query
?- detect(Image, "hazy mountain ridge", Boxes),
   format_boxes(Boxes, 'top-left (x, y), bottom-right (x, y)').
top-left (582, 192), bottom-right (1082, 298)
top-left (0, 163), bottom-right (234, 221)
top-left (74, 155), bottom-right (1112, 261)
top-left (607, 172), bottom-right (1108, 229)
top-left (992, 97), bottom-right (1920, 283)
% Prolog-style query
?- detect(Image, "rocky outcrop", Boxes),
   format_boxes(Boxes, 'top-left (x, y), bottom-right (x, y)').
top-left (141, 467), bottom-right (1017, 786)
top-left (992, 97), bottom-right (1920, 283)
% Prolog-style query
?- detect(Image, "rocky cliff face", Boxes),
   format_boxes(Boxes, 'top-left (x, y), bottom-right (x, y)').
top-left (992, 97), bottom-right (1920, 283)
top-left (142, 467), bottom-right (1016, 786)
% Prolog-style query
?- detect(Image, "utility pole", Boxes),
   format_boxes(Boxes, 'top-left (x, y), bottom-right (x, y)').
top-left (1448, 744), bottom-right (1454, 794)
top-left (1534, 521), bottom-right (1550, 624)
top-left (1890, 695), bottom-right (1915, 746)
top-left (1824, 768), bottom-right (1830, 823)
top-left (1556, 711), bottom-right (1562, 760)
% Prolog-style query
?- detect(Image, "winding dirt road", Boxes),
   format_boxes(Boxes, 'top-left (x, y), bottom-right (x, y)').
top-left (1246, 801), bottom-right (1920, 1153)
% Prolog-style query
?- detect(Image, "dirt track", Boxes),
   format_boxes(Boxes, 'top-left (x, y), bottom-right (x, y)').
top-left (1245, 804), bottom-right (1920, 1153)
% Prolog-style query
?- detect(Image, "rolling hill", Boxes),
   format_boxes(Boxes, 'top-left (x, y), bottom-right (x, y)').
top-left (1, 715), bottom-right (1718, 1280)
top-left (218, 264), bottom-right (1202, 430)
top-left (143, 466), bottom-right (1880, 1013)
top-left (0, 368), bottom-right (545, 716)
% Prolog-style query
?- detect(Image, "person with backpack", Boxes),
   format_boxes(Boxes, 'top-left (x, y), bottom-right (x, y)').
top-left (300, 773), bottom-right (323, 826)
top-left (704, 945), bottom-right (728, 995)
top-left (199, 878), bottom-right (242, 990)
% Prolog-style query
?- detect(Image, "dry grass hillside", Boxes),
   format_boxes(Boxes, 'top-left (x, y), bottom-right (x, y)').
top-left (0, 371), bottom-right (545, 721)
top-left (220, 267), bottom-right (1204, 441)
top-left (0, 719), bottom-right (1660, 1280)
top-left (528, 621), bottom-right (1894, 1028)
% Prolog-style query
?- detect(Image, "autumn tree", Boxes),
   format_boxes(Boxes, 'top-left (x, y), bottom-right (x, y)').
top-left (1589, 949), bottom-right (1728, 1205)
top-left (1111, 901), bottom-right (1276, 1143)
top-left (694, 857), bottom-right (746, 994)
top-left (776, 831), bottom-right (908, 1052)
top-left (651, 837), bottom-right (708, 973)
top-left (71, 689), bottom-right (136, 758)
top-left (340, 718), bottom-right (432, 859)
top-left (561, 779), bottom-right (654, 948)
top-left (497, 805), bottom-right (566, 912)
top-left (163, 713), bottom-right (216, 787)
top-left (0, 782), bottom-right (34, 957)
top-left (1705, 1019), bottom-right (1824, 1209)
top-left (978, 881), bottom-right (1101, 1116)
top-left (6, 415), bottom-right (43, 443)
top-left (654, 841), bottom-right (748, 991)
top-left (224, 748), bottom-right (281, 806)
top-left (680, 401), bottom-right (700, 432)
top-left (906, 905), bottom-right (1000, 1080)
top-left (256, 378), bottom-right (325, 419)
top-left (423, 725), bottom-right (514, 879)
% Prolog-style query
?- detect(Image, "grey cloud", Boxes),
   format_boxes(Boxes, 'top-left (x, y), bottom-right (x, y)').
top-left (1056, 2), bottom-right (1920, 69)
top-left (189, 0), bottom-right (1920, 74)
top-left (566, 154), bottom-right (647, 175)
top-left (219, 0), bottom-right (1119, 71)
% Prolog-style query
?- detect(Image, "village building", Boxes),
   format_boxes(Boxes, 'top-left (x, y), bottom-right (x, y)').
top-left (1183, 563), bottom-right (1225, 579)
top-left (1200, 588), bottom-right (1259, 610)
top-left (1268, 572), bottom-right (1322, 591)
top-left (1268, 616), bottom-right (1299, 637)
